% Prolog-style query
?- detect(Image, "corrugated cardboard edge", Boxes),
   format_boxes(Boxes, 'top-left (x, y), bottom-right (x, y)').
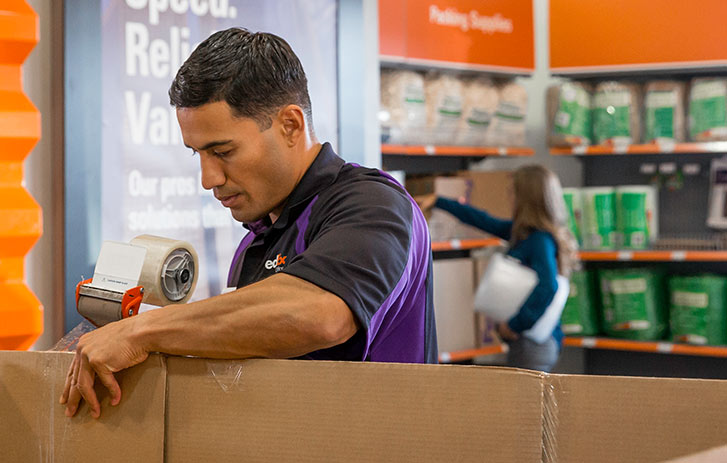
top-left (542, 372), bottom-right (558, 463)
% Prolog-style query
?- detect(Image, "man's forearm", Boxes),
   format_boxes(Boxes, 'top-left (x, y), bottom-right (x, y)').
top-left (132, 273), bottom-right (358, 359)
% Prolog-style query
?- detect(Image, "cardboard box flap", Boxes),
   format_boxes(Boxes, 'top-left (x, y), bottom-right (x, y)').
top-left (165, 358), bottom-right (545, 463)
top-left (0, 351), bottom-right (166, 462)
top-left (547, 374), bottom-right (727, 463)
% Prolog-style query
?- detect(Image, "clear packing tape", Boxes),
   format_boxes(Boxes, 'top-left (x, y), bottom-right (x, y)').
top-left (542, 374), bottom-right (559, 463)
top-left (52, 321), bottom-right (245, 395)
top-left (77, 235), bottom-right (198, 327)
top-left (130, 235), bottom-right (198, 307)
top-left (50, 320), bottom-right (96, 352)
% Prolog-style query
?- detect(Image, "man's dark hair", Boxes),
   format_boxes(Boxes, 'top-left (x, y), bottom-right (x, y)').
top-left (169, 28), bottom-right (313, 133)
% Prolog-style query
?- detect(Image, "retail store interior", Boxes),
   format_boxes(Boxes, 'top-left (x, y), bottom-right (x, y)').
top-left (4, 0), bottom-right (727, 461)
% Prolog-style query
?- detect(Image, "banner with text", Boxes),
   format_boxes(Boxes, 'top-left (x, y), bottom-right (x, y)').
top-left (379, 0), bottom-right (533, 73)
top-left (101, 0), bottom-right (338, 301)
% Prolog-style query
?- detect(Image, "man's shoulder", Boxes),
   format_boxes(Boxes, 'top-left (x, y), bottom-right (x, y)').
top-left (320, 164), bottom-right (412, 208)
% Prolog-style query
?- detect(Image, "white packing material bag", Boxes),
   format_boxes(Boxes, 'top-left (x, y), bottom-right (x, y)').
top-left (379, 69), bottom-right (427, 144)
top-left (474, 252), bottom-right (538, 321)
top-left (425, 73), bottom-right (464, 145)
top-left (522, 275), bottom-right (569, 343)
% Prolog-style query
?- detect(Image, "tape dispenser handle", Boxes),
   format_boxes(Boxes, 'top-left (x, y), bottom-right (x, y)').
top-left (121, 286), bottom-right (144, 319)
top-left (75, 278), bottom-right (93, 308)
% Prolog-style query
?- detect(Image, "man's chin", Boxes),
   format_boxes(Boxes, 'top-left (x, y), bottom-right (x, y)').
top-left (230, 208), bottom-right (266, 224)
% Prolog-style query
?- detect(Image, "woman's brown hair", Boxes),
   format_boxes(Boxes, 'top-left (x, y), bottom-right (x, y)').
top-left (510, 164), bottom-right (579, 277)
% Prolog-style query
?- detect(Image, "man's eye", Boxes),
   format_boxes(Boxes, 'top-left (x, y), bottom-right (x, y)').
top-left (213, 150), bottom-right (230, 157)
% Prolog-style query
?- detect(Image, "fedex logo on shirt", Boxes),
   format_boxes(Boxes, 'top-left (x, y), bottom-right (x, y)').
top-left (264, 254), bottom-right (287, 271)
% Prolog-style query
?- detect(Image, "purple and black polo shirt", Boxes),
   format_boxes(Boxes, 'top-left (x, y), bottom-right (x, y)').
top-left (227, 143), bottom-right (438, 363)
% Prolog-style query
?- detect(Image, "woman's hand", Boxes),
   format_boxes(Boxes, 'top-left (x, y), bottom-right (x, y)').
top-left (413, 194), bottom-right (437, 213)
top-left (497, 322), bottom-right (519, 342)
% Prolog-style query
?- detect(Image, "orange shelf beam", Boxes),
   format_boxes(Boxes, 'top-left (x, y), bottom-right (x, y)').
top-left (551, 142), bottom-right (727, 156)
top-left (579, 250), bottom-right (727, 262)
top-left (431, 238), bottom-right (503, 252)
top-left (564, 337), bottom-right (727, 358)
top-left (383, 144), bottom-right (534, 157)
top-left (439, 344), bottom-right (506, 363)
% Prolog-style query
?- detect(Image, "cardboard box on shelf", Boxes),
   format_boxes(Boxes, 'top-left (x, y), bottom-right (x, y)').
top-left (405, 170), bottom-right (514, 240)
top-left (458, 170), bottom-right (514, 221)
top-left (405, 176), bottom-right (490, 242)
top-left (433, 258), bottom-right (476, 354)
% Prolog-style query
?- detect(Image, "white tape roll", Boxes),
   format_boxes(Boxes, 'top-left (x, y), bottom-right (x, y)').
top-left (130, 235), bottom-right (199, 306)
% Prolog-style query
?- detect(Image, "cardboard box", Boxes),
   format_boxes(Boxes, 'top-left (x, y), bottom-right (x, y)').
top-left (662, 445), bottom-right (727, 463)
top-left (433, 258), bottom-right (476, 354)
top-left (405, 176), bottom-right (490, 241)
top-left (3, 350), bottom-right (727, 462)
top-left (458, 170), bottom-right (514, 221)
top-left (1, 351), bottom-right (165, 462)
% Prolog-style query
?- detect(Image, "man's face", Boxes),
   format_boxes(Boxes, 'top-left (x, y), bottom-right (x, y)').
top-left (177, 101), bottom-right (299, 223)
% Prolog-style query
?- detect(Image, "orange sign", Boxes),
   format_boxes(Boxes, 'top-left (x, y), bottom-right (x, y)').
top-left (551, 0), bottom-right (727, 73)
top-left (379, 0), bottom-right (534, 74)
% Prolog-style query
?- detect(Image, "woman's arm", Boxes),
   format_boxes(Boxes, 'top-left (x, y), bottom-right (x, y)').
top-left (434, 197), bottom-right (512, 240)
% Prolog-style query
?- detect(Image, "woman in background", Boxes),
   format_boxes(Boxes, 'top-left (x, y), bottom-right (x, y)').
top-left (417, 164), bottom-right (578, 372)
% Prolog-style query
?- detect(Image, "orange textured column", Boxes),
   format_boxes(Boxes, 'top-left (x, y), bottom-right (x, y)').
top-left (0, 0), bottom-right (44, 349)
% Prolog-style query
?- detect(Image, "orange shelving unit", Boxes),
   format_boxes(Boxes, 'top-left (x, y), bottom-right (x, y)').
top-left (438, 343), bottom-right (506, 363)
top-left (579, 251), bottom-right (727, 262)
top-left (431, 238), bottom-right (503, 253)
top-left (383, 144), bottom-right (534, 157)
top-left (0, 0), bottom-right (43, 350)
top-left (564, 337), bottom-right (727, 359)
top-left (551, 142), bottom-right (727, 156)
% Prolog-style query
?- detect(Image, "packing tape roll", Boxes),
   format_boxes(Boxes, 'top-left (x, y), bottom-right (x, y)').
top-left (130, 235), bottom-right (199, 306)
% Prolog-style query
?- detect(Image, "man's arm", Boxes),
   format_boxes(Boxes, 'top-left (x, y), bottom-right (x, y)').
top-left (60, 273), bottom-right (357, 418)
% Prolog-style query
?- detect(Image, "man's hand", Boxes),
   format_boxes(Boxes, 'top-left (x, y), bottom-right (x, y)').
top-left (59, 317), bottom-right (150, 418)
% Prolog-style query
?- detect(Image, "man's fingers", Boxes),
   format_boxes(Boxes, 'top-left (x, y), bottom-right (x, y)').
top-left (65, 381), bottom-right (83, 417)
top-left (64, 353), bottom-right (84, 416)
top-left (77, 356), bottom-right (101, 418)
top-left (59, 355), bottom-right (78, 404)
top-left (96, 370), bottom-right (121, 407)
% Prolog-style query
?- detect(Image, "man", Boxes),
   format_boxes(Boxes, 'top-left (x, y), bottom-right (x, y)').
top-left (61, 28), bottom-right (437, 418)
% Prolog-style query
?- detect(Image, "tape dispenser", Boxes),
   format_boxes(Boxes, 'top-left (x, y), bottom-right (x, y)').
top-left (76, 235), bottom-right (198, 327)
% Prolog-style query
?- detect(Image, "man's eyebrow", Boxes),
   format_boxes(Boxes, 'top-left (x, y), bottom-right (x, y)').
top-left (184, 140), bottom-right (233, 151)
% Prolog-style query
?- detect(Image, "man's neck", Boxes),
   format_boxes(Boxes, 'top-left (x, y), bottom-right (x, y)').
top-left (268, 140), bottom-right (323, 224)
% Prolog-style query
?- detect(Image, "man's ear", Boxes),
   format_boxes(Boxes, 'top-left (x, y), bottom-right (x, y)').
top-left (276, 105), bottom-right (306, 147)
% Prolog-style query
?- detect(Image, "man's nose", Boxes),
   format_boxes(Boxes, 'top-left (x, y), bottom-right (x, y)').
top-left (199, 154), bottom-right (225, 190)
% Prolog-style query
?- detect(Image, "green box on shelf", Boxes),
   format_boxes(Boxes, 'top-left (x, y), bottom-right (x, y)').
top-left (599, 268), bottom-right (668, 341)
top-left (669, 275), bottom-right (727, 346)
top-left (561, 270), bottom-right (599, 336)
top-left (562, 188), bottom-right (583, 247)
